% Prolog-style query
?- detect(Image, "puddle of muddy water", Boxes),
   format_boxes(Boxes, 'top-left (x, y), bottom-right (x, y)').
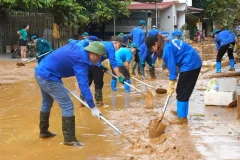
top-left (0, 71), bottom-right (132, 160)
top-left (1, 60), bottom-right (240, 160)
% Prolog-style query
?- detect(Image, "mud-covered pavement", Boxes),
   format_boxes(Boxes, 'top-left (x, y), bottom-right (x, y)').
top-left (0, 60), bottom-right (240, 160)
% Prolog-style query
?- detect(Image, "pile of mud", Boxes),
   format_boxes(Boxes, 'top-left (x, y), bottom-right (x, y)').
top-left (104, 107), bottom-right (202, 160)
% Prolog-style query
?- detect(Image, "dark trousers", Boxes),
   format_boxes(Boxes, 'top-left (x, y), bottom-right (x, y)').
top-left (176, 67), bottom-right (201, 101)
top-left (112, 66), bottom-right (130, 80)
top-left (216, 42), bottom-right (235, 62)
top-left (88, 65), bottom-right (104, 89)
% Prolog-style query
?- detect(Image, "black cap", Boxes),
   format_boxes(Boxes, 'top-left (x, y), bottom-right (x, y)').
top-left (112, 36), bottom-right (126, 46)
top-left (145, 35), bottom-right (158, 49)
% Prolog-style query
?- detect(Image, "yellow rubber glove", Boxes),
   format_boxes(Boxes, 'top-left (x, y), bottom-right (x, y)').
top-left (167, 80), bottom-right (176, 96)
top-left (107, 60), bottom-right (111, 69)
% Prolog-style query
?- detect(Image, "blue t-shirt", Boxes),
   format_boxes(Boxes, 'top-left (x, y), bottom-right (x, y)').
top-left (215, 30), bottom-right (236, 50)
top-left (148, 29), bottom-right (159, 36)
top-left (35, 40), bottom-right (95, 108)
top-left (129, 26), bottom-right (145, 47)
top-left (101, 41), bottom-right (118, 68)
top-left (138, 43), bottom-right (155, 67)
top-left (162, 39), bottom-right (202, 80)
top-left (115, 48), bottom-right (133, 66)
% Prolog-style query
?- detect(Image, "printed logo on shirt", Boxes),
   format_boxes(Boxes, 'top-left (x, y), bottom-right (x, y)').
top-left (171, 39), bottom-right (183, 50)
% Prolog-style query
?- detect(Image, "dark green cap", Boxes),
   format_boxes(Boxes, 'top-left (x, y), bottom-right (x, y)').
top-left (84, 41), bottom-right (106, 56)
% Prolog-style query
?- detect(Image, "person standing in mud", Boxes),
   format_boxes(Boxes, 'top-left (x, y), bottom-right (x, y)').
top-left (212, 29), bottom-right (236, 73)
top-left (145, 34), bottom-right (202, 124)
top-left (129, 20), bottom-right (146, 48)
top-left (111, 43), bottom-right (139, 92)
top-left (79, 35), bottom-right (105, 107)
top-left (80, 36), bottom-right (126, 107)
top-left (35, 40), bottom-right (106, 146)
top-left (30, 35), bottom-right (52, 63)
top-left (17, 25), bottom-right (29, 61)
top-left (138, 42), bottom-right (158, 80)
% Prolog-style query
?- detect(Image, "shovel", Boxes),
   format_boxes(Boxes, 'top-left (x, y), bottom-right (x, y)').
top-left (65, 87), bottom-right (134, 144)
top-left (149, 95), bottom-right (170, 138)
top-left (16, 51), bottom-right (50, 66)
top-left (132, 76), bottom-right (167, 94)
top-left (106, 70), bottom-right (154, 108)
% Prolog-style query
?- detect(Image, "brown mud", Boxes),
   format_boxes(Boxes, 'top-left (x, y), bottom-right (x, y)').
top-left (0, 60), bottom-right (240, 160)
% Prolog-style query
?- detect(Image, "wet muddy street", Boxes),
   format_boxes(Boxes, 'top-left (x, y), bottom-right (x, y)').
top-left (0, 60), bottom-right (240, 160)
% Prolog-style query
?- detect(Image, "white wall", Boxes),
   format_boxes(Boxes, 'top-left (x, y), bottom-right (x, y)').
top-left (160, 6), bottom-right (175, 32)
top-left (177, 12), bottom-right (185, 29)
top-left (175, 3), bottom-right (186, 11)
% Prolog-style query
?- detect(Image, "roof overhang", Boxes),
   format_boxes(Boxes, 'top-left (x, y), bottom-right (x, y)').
top-left (187, 6), bottom-right (203, 13)
top-left (127, 2), bottom-right (174, 11)
top-left (186, 13), bottom-right (200, 24)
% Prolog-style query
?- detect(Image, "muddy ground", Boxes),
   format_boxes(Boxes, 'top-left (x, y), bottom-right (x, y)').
top-left (0, 60), bottom-right (240, 160)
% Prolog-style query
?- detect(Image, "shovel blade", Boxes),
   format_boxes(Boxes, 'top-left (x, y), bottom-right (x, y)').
top-left (155, 88), bottom-right (167, 94)
top-left (149, 118), bottom-right (166, 138)
top-left (144, 90), bottom-right (154, 109)
top-left (16, 62), bottom-right (25, 66)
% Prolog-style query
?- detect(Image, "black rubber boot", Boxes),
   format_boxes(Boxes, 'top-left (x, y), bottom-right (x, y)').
top-left (137, 65), bottom-right (141, 75)
top-left (39, 112), bottom-right (56, 138)
top-left (139, 67), bottom-right (145, 79)
top-left (62, 116), bottom-right (85, 146)
top-left (132, 62), bottom-right (137, 75)
top-left (149, 66), bottom-right (156, 79)
top-left (95, 89), bottom-right (104, 107)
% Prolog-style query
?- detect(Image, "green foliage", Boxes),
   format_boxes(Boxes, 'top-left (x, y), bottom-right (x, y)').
top-left (0, 0), bottom-right (132, 26)
top-left (201, 0), bottom-right (240, 30)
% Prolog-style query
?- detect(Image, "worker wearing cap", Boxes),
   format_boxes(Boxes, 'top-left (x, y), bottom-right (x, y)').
top-left (212, 29), bottom-right (236, 73)
top-left (145, 34), bottom-right (202, 124)
top-left (112, 43), bottom-right (139, 92)
top-left (100, 36), bottom-right (126, 91)
top-left (129, 20), bottom-right (146, 47)
top-left (31, 35), bottom-right (52, 63)
top-left (118, 32), bottom-right (130, 47)
top-left (79, 36), bottom-right (126, 106)
top-left (79, 36), bottom-right (105, 107)
top-left (148, 25), bottom-right (159, 36)
top-left (171, 30), bottom-right (182, 40)
top-left (35, 40), bottom-right (106, 146)
top-left (82, 32), bottom-right (89, 39)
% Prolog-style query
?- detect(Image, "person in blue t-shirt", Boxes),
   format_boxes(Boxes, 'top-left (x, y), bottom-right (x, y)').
top-left (79, 36), bottom-right (126, 106)
top-left (111, 43), bottom-right (139, 92)
top-left (211, 29), bottom-right (236, 73)
top-left (35, 41), bottom-right (106, 147)
top-left (129, 20), bottom-right (146, 48)
top-left (145, 34), bottom-right (202, 124)
top-left (31, 35), bottom-right (52, 63)
top-left (138, 42), bottom-right (158, 80)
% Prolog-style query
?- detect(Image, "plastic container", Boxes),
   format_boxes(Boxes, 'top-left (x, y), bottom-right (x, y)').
top-left (6, 46), bottom-right (11, 53)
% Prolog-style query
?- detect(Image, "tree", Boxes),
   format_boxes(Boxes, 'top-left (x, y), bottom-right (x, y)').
top-left (0, 0), bottom-right (132, 27)
top-left (194, 0), bottom-right (240, 30)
